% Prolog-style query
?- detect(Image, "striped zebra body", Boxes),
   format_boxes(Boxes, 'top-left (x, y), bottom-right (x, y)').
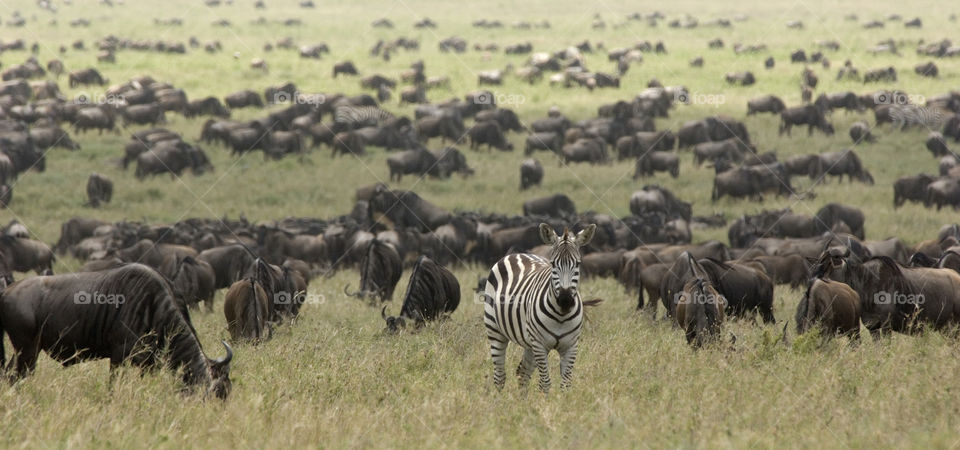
top-left (482, 224), bottom-right (595, 393)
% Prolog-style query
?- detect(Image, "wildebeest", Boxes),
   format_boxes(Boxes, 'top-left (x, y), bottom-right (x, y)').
top-left (562, 138), bottom-right (608, 164)
top-left (811, 151), bottom-right (874, 185)
top-left (333, 61), bottom-right (358, 77)
top-left (849, 121), bottom-right (876, 144)
top-left (368, 186), bottom-right (451, 232)
top-left (925, 177), bottom-right (960, 210)
top-left (0, 264), bottom-right (233, 398)
top-left (795, 276), bottom-right (861, 339)
top-left (344, 238), bottom-right (402, 303)
top-left (747, 95), bottom-right (786, 115)
top-left (73, 106), bottom-right (116, 135)
top-left (675, 258), bottom-right (728, 348)
top-left (135, 141), bottom-right (213, 179)
top-left (863, 66), bottom-right (897, 83)
top-left (198, 244), bottom-right (257, 289)
top-left (223, 278), bottom-right (271, 343)
top-left (524, 131), bottom-right (562, 155)
top-left (677, 120), bottom-right (711, 148)
top-left (29, 126), bottom-right (80, 151)
top-left (779, 105), bottom-right (833, 136)
top-left (416, 115), bottom-right (465, 144)
top-left (224, 90), bottom-right (263, 109)
top-left (634, 151), bottom-right (679, 178)
top-left (68, 68), bottom-right (106, 87)
top-left (725, 71), bottom-right (755, 86)
top-left (122, 103), bottom-right (166, 126)
top-left (523, 194), bottom-right (576, 218)
top-left (468, 121), bottom-right (513, 151)
top-left (926, 132), bottom-right (950, 157)
top-left (381, 256), bottom-right (460, 332)
top-left (520, 158), bottom-right (543, 190)
top-left (894, 173), bottom-right (936, 208)
top-left (85, 173), bottom-right (113, 207)
top-left (0, 235), bottom-right (54, 275)
top-left (185, 96), bottom-right (231, 118)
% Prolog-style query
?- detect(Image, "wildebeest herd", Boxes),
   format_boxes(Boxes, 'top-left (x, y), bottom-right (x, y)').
top-left (3, 1), bottom-right (960, 403)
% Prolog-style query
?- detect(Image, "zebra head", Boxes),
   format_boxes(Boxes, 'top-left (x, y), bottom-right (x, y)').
top-left (539, 223), bottom-right (597, 311)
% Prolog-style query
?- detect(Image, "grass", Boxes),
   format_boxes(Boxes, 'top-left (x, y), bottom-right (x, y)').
top-left (2, 0), bottom-right (960, 447)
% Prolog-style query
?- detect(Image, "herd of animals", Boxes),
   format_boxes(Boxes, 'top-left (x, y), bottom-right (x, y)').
top-left (2, 2), bottom-right (960, 397)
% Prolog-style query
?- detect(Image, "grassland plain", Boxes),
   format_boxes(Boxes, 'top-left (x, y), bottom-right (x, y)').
top-left (1, 0), bottom-right (960, 447)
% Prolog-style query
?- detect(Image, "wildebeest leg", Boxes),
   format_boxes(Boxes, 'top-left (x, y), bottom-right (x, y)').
top-left (532, 344), bottom-right (551, 393)
top-left (515, 347), bottom-right (535, 388)
top-left (10, 344), bottom-right (39, 380)
top-left (487, 330), bottom-right (508, 390)
top-left (558, 342), bottom-right (578, 390)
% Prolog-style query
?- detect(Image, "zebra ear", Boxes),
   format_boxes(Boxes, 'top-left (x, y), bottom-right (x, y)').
top-left (575, 224), bottom-right (597, 247)
top-left (539, 223), bottom-right (558, 245)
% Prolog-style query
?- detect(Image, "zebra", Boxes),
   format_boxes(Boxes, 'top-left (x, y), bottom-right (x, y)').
top-left (482, 223), bottom-right (596, 393)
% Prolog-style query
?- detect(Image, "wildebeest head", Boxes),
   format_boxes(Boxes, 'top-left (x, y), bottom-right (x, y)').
top-left (381, 305), bottom-right (424, 332)
top-left (206, 341), bottom-right (233, 399)
top-left (539, 223), bottom-right (596, 311)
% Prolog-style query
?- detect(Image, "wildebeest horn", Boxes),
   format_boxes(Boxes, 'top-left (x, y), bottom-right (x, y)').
top-left (381, 305), bottom-right (389, 320)
top-left (213, 340), bottom-right (233, 366)
top-left (343, 284), bottom-right (360, 297)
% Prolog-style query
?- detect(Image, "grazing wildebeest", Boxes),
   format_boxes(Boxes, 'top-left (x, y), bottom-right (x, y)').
top-left (811, 151), bottom-right (874, 185)
top-left (385, 148), bottom-right (439, 182)
top-left (747, 95), bottom-right (786, 115)
top-left (0, 264), bottom-right (233, 398)
top-left (779, 105), bottom-right (833, 136)
top-left (73, 106), bottom-right (116, 135)
top-left (926, 132), bottom-right (949, 157)
top-left (416, 115), bottom-right (464, 144)
top-left (0, 235), bottom-right (54, 275)
top-left (368, 186), bottom-right (451, 232)
top-left (894, 173), bottom-right (936, 208)
top-left (332, 131), bottom-right (366, 157)
top-left (523, 194), bottom-right (576, 218)
top-left (344, 238), bottom-right (402, 303)
top-left (562, 138), bottom-right (608, 164)
top-left (795, 276), bottom-right (861, 339)
top-left (675, 261), bottom-right (727, 348)
top-left (223, 278), bottom-right (271, 343)
top-left (520, 158), bottom-right (543, 190)
top-left (224, 90), bottom-right (263, 109)
top-left (849, 121), bottom-right (876, 144)
top-left (333, 60), bottom-right (358, 77)
top-left (677, 120), bottom-right (711, 148)
top-left (695, 258), bottom-right (776, 323)
top-left (185, 97), bottom-right (231, 118)
top-left (85, 173), bottom-right (113, 207)
top-left (725, 71), bottom-right (755, 86)
top-left (198, 244), bottom-right (257, 289)
top-left (635, 151), bottom-right (679, 178)
top-left (524, 131), bottom-right (562, 155)
top-left (468, 121), bottom-right (513, 151)
top-left (382, 256), bottom-right (460, 332)
top-left (926, 177), bottom-right (960, 210)
top-left (68, 68), bottom-right (106, 87)
top-left (814, 203), bottom-right (865, 239)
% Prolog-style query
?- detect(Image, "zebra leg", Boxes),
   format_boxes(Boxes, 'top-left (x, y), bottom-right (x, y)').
top-left (559, 342), bottom-right (579, 390)
top-left (516, 347), bottom-right (535, 388)
top-left (487, 332), bottom-right (508, 390)
top-left (532, 345), bottom-right (551, 393)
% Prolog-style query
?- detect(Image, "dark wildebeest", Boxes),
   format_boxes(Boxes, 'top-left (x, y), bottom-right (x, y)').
top-left (122, 103), bottom-right (166, 127)
top-left (73, 106), bottom-right (116, 135)
top-left (416, 115), bottom-right (464, 144)
top-left (811, 151), bottom-right (874, 185)
top-left (523, 194), bottom-right (576, 218)
top-left (849, 121), bottom-right (876, 144)
top-left (524, 131), bottom-right (563, 155)
top-left (68, 68), bottom-right (106, 87)
top-left (475, 108), bottom-right (523, 133)
top-left (223, 278), bottom-right (271, 343)
top-left (562, 138), bottom-right (608, 164)
top-left (344, 238), bottom-right (402, 303)
top-left (0, 235), bottom-right (54, 275)
top-left (29, 126), bottom-right (80, 151)
top-left (695, 258), bottom-right (776, 323)
top-left (224, 90), bottom-right (263, 109)
top-left (749, 254), bottom-right (808, 289)
top-left (926, 132), bottom-right (949, 157)
top-left (926, 177), bottom-right (960, 210)
top-left (675, 262), bottom-right (727, 348)
top-left (332, 131), bottom-right (366, 157)
top-left (711, 165), bottom-right (765, 202)
top-left (198, 244), bottom-right (257, 289)
top-left (0, 264), bottom-right (233, 398)
top-left (634, 152), bottom-right (679, 178)
top-left (894, 173), bottom-right (936, 208)
top-left (135, 142), bottom-right (213, 179)
top-left (725, 71), bottom-right (755, 86)
top-left (385, 148), bottom-right (439, 182)
top-left (381, 256), bottom-right (460, 332)
top-left (161, 255), bottom-right (215, 311)
top-left (332, 61), bottom-right (358, 77)
top-left (368, 187), bottom-right (451, 232)
top-left (747, 95), bottom-right (786, 115)
top-left (779, 104), bottom-right (833, 136)
top-left (814, 203), bottom-right (865, 239)
top-left (795, 276), bottom-right (861, 339)
top-left (185, 97), bottom-right (231, 118)
top-left (520, 158), bottom-right (543, 190)
top-left (85, 173), bottom-right (113, 207)
top-left (468, 121), bottom-right (513, 151)
top-left (677, 120), bottom-right (710, 148)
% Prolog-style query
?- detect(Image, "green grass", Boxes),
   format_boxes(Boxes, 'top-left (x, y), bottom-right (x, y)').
top-left (2, 0), bottom-right (960, 447)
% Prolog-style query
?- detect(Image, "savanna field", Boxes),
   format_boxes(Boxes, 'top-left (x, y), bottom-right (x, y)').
top-left (2, 0), bottom-right (960, 447)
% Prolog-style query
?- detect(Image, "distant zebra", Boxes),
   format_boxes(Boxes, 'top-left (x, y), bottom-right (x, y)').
top-left (334, 105), bottom-right (395, 128)
top-left (482, 223), bottom-right (596, 393)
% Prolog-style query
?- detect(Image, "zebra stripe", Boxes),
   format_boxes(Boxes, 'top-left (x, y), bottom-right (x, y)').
top-left (482, 224), bottom-right (595, 393)
top-left (334, 106), bottom-right (395, 126)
